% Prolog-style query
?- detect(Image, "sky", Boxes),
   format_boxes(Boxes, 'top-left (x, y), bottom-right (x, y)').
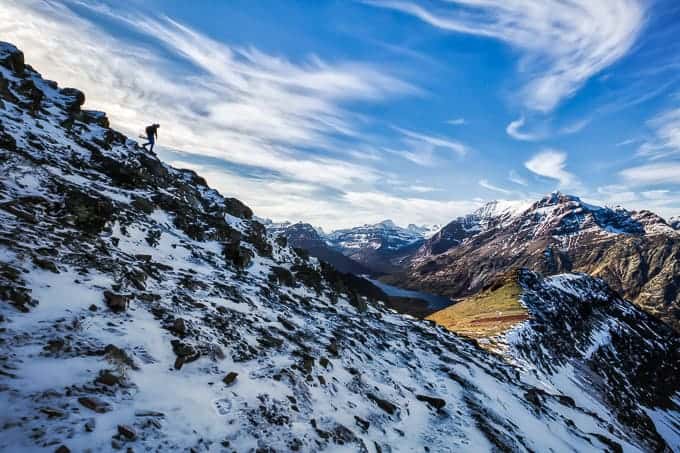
top-left (1, 0), bottom-right (680, 229)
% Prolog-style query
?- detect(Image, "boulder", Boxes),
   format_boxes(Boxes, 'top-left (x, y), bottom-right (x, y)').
top-left (117, 424), bottom-right (137, 440)
top-left (0, 43), bottom-right (25, 75)
top-left (60, 87), bottom-right (85, 113)
top-left (103, 290), bottom-right (129, 312)
top-left (223, 371), bottom-right (238, 385)
top-left (416, 394), bottom-right (446, 410)
top-left (78, 396), bottom-right (111, 413)
top-left (224, 197), bottom-right (253, 219)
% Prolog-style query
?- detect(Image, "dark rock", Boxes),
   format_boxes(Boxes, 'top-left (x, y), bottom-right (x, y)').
top-left (60, 87), bottom-right (85, 113)
top-left (367, 393), bottom-right (397, 415)
top-left (78, 396), bottom-right (111, 413)
top-left (84, 419), bottom-right (96, 432)
top-left (104, 344), bottom-right (138, 370)
top-left (64, 189), bottom-right (114, 234)
top-left (0, 43), bottom-right (25, 75)
top-left (96, 370), bottom-right (122, 386)
top-left (223, 372), bottom-right (238, 385)
top-left (33, 257), bottom-right (58, 273)
top-left (103, 290), bottom-right (129, 312)
top-left (416, 394), bottom-right (446, 410)
top-left (117, 424), bottom-right (137, 440)
top-left (269, 266), bottom-right (295, 287)
top-left (54, 445), bottom-right (70, 453)
top-left (223, 241), bottom-right (253, 269)
top-left (171, 318), bottom-right (187, 336)
top-left (354, 416), bottom-right (370, 432)
top-left (40, 407), bottom-right (65, 418)
top-left (224, 197), bottom-right (252, 219)
top-left (89, 304), bottom-right (98, 311)
top-left (131, 197), bottom-right (155, 214)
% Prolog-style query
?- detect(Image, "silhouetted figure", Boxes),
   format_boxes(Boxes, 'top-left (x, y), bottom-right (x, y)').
top-left (142, 123), bottom-right (160, 152)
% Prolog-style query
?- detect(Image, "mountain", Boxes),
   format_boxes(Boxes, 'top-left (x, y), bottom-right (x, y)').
top-left (266, 222), bottom-right (372, 275)
top-left (671, 216), bottom-right (680, 230)
top-left (2, 41), bottom-right (679, 451)
top-left (326, 220), bottom-right (433, 274)
top-left (399, 192), bottom-right (680, 331)
top-left (428, 269), bottom-right (680, 451)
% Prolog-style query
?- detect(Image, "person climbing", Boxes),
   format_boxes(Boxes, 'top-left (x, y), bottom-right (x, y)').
top-left (142, 123), bottom-right (160, 152)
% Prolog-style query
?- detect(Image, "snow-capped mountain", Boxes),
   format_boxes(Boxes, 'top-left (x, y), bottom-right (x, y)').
top-left (404, 192), bottom-right (680, 331)
top-left (2, 41), bottom-right (680, 452)
top-left (327, 219), bottom-right (428, 251)
top-left (324, 220), bottom-right (437, 274)
top-left (266, 222), bottom-right (372, 275)
top-left (671, 216), bottom-right (680, 230)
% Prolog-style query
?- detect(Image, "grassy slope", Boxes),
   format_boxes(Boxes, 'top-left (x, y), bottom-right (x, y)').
top-left (426, 279), bottom-right (528, 340)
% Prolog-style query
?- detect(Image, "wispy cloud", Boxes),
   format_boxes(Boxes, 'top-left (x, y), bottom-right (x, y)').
top-left (524, 149), bottom-right (578, 188)
top-left (479, 179), bottom-right (511, 195)
top-left (508, 170), bottom-right (528, 186)
top-left (366, 0), bottom-right (645, 111)
top-left (637, 107), bottom-right (680, 159)
top-left (385, 126), bottom-right (469, 166)
top-left (620, 162), bottom-right (680, 185)
top-left (0, 0), bottom-right (434, 226)
top-left (447, 118), bottom-right (466, 125)
top-left (505, 116), bottom-right (540, 141)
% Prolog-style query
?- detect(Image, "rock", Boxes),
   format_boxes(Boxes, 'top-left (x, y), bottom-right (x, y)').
top-left (319, 357), bottom-right (330, 368)
top-left (117, 424), bottom-right (137, 440)
top-left (171, 318), bottom-right (187, 336)
top-left (0, 43), bottom-right (25, 75)
top-left (84, 419), bottom-right (96, 432)
top-left (89, 304), bottom-right (98, 311)
top-left (301, 355), bottom-right (314, 374)
top-left (64, 189), bottom-right (114, 234)
top-left (131, 197), bottom-right (155, 214)
top-left (104, 344), bottom-right (138, 370)
top-left (354, 416), bottom-right (370, 432)
top-left (104, 290), bottom-right (129, 312)
top-left (170, 340), bottom-right (200, 370)
top-left (95, 370), bottom-right (122, 386)
top-left (367, 393), bottom-right (397, 415)
top-left (269, 267), bottom-right (295, 287)
top-left (134, 410), bottom-right (165, 417)
top-left (40, 407), bottom-right (65, 418)
top-left (78, 396), bottom-right (111, 413)
top-left (54, 445), bottom-right (70, 453)
top-left (60, 87), bottom-right (85, 113)
top-left (416, 394), bottom-right (446, 410)
top-left (33, 257), bottom-right (59, 273)
top-left (223, 241), bottom-right (253, 269)
top-left (224, 197), bottom-right (253, 219)
top-left (223, 372), bottom-right (238, 386)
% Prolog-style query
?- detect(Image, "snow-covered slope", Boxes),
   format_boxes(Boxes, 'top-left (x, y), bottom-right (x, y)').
top-left (1, 41), bottom-right (679, 452)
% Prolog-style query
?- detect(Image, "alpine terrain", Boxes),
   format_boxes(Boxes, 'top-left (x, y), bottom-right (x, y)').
top-left (397, 193), bottom-right (680, 333)
top-left (1, 41), bottom-right (680, 453)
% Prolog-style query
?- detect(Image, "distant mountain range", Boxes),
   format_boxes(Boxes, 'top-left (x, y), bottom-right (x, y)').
top-left (269, 193), bottom-right (680, 332)
top-left (265, 219), bottom-right (440, 275)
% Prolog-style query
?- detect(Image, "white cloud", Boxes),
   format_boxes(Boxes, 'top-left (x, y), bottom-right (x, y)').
top-left (447, 118), bottom-right (466, 125)
top-left (508, 170), bottom-right (528, 186)
top-left (505, 116), bottom-right (540, 141)
top-left (479, 179), bottom-right (511, 195)
top-left (409, 185), bottom-right (440, 193)
top-left (0, 0), bottom-right (414, 191)
top-left (638, 108), bottom-right (680, 159)
top-left (366, 0), bottom-right (645, 111)
top-left (620, 163), bottom-right (680, 185)
top-left (395, 127), bottom-right (468, 157)
top-left (524, 149), bottom-right (577, 188)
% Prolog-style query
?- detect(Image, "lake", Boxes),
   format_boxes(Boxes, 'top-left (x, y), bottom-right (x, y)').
top-left (364, 278), bottom-right (453, 311)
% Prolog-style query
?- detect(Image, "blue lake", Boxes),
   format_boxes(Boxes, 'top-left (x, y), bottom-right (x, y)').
top-left (364, 278), bottom-right (453, 310)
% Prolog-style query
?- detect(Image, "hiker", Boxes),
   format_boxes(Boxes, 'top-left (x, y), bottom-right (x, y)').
top-left (142, 123), bottom-right (160, 152)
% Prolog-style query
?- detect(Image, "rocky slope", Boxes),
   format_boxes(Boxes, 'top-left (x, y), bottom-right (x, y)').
top-left (266, 222), bottom-right (372, 275)
top-left (1, 41), bottom-right (679, 452)
top-left (400, 193), bottom-right (680, 332)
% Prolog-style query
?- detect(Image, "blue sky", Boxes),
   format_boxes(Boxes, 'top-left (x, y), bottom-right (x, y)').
top-left (2, 0), bottom-right (680, 228)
